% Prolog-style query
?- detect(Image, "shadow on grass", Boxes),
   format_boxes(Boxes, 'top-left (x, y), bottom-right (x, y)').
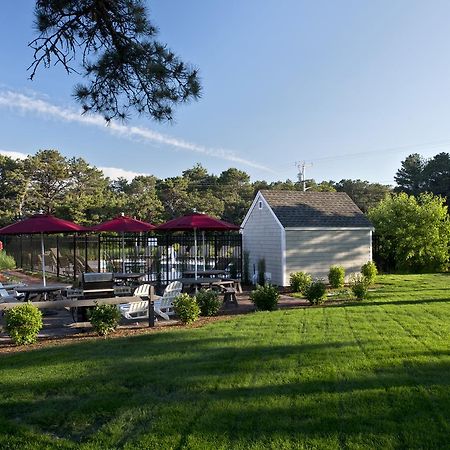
top-left (0, 332), bottom-right (449, 449)
top-left (344, 297), bottom-right (450, 308)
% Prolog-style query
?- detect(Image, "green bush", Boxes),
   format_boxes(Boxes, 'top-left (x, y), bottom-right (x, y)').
top-left (361, 261), bottom-right (378, 285)
top-left (0, 251), bottom-right (16, 270)
top-left (368, 192), bottom-right (450, 272)
top-left (328, 266), bottom-right (345, 288)
top-left (196, 289), bottom-right (221, 316)
top-left (250, 284), bottom-right (279, 311)
top-left (173, 293), bottom-right (200, 324)
top-left (350, 273), bottom-right (369, 300)
top-left (289, 271), bottom-right (312, 294)
top-left (88, 303), bottom-right (121, 336)
top-left (305, 280), bottom-right (327, 305)
top-left (5, 303), bottom-right (43, 345)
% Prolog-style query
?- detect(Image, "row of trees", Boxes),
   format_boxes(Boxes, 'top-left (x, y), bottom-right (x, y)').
top-left (1, 149), bottom-right (449, 272)
top-left (394, 152), bottom-right (450, 200)
top-left (0, 149), bottom-right (392, 226)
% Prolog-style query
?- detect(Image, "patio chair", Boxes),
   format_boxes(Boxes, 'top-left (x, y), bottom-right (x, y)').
top-left (133, 284), bottom-right (151, 298)
top-left (153, 281), bottom-right (183, 321)
top-left (118, 283), bottom-right (152, 319)
top-left (120, 300), bottom-right (150, 320)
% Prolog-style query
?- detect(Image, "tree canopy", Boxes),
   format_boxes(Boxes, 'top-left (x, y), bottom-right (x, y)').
top-left (29, 0), bottom-right (201, 121)
top-left (368, 192), bottom-right (450, 272)
top-left (395, 152), bottom-right (450, 202)
top-left (0, 149), bottom-right (394, 228)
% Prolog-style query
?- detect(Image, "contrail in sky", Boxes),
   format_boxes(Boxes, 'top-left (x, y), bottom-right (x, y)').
top-left (0, 90), bottom-right (273, 173)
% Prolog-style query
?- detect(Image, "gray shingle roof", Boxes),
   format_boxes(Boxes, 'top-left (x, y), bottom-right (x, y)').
top-left (260, 190), bottom-right (373, 228)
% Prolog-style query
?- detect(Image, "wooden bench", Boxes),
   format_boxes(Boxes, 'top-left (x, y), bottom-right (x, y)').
top-left (220, 278), bottom-right (242, 293)
top-left (223, 287), bottom-right (238, 307)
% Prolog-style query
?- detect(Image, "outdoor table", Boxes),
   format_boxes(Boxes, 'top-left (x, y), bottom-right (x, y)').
top-left (2, 283), bottom-right (27, 290)
top-left (15, 284), bottom-right (72, 301)
top-left (182, 270), bottom-right (226, 278)
top-left (178, 277), bottom-right (232, 292)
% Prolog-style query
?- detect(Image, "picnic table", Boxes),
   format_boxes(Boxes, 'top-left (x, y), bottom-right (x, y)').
top-left (15, 284), bottom-right (72, 301)
top-left (2, 283), bottom-right (26, 290)
top-left (182, 270), bottom-right (226, 278)
top-left (178, 277), bottom-right (234, 292)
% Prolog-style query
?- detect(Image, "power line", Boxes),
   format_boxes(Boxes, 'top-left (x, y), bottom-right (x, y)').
top-left (273, 138), bottom-right (450, 173)
top-left (306, 139), bottom-right (450, 163)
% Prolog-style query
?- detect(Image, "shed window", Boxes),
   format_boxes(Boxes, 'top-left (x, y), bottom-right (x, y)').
top-left (258, 201), bottom-right (263, 209)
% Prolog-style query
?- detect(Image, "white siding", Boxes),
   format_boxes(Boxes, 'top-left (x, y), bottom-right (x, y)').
top-left (242, 199), bottom-right (284, 285)
top-left (285, 229), bottom-right (372, 281)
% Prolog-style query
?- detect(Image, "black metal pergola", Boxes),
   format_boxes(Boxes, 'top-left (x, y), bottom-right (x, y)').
top-left (1, 231), bottom-right (242, 285)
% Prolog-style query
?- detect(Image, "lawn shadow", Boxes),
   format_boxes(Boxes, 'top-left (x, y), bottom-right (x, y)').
top-left (344, 297), bottom-right (450, 308)
top-left (0, 334), bottom-right (449, 448)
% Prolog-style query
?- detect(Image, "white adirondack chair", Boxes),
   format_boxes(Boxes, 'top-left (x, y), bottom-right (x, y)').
top-left (118, 284), bottom-right (151, 319)
top-left (153, 281), bottom-right (183, 321)
top-left (133, 284), bottom-right (151, 298)
top-left (120, 300), bottom-right (150, 320)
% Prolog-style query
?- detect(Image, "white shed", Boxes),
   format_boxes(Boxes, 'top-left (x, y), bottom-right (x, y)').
top-left (241, 190), bottom-right (374, 286)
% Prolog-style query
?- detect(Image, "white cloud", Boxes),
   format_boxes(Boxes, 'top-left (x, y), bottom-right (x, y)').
top-left (0, 148), bottom-right (145, 181)
top-left (0, 90), bottom-right (274, 173)
top-left (99, 166), bottom-right (149, 181)
top-left (0, 149), bottom-right (28, 160)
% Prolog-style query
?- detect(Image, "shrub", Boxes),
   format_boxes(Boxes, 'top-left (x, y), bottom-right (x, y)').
top-left (305, 280), bottom-right (327, 305)
top-left (350, 273), bottom-right (369, 300)
top-left (289, 271), bottom-right (312, 294)
top-left (196, 289), bottom-right (221, 316)
top-left (173, 293), bottom-right (200, 324)
top-left (257, 258), bottom-right (266, 285)
top-left (334, 288), bottom-right (352, 301)
top-left (361, 261), bottom-right (378, 285)
top-left (250, 284), bottom-right (279, 311)
top-left (368, 192), bottom-right (450, 272)
top-left (0, 251), bottom-right (16, 270)
top-left (88, 303), bottom-right (121, 336)
top-left (328, 265), bottom-right (345, 288)
top-left (5, 303), bottom-right (43, 345)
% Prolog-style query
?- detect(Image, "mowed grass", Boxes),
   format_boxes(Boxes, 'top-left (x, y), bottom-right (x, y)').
top-left (0, 274), bottom-right (449, 450)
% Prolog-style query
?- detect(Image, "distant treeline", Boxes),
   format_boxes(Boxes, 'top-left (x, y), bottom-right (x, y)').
top-left (0, 149), bottom-right (448, 226)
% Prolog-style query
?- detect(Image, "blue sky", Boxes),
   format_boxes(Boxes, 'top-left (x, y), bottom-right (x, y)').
top-left (1, 1), bottom-right (450, 184)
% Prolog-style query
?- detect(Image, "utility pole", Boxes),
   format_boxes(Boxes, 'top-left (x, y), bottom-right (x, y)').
top-left (296, 161), bottom-right (312, 192)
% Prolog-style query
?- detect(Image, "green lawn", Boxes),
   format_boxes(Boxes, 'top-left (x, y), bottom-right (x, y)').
top-left (0, 274), bottom-right (449, 449)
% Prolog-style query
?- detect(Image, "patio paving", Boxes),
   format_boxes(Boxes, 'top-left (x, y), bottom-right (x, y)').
top-left (0, 290), bottom-right (309, 346)
top-left (1, 270), bottom-right (310, 345)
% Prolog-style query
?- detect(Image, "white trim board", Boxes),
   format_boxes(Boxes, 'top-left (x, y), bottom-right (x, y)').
top-left (285, 227), bottom-right (374, 231)
top-left (241, 191), bottom-right (284, 231)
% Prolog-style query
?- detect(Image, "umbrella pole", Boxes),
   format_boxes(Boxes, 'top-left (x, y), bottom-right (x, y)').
top-left (40, 232), bottom-right (47, 287)
top-left (194, 228), bottom-right (198, 280)
top-left (122, 232), bottom-right (125, 273)
top-left (202, 231), bottom-right (206, 271)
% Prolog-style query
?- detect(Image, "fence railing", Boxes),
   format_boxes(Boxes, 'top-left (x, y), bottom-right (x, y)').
top-left (1, 232), bottom-right (242, 285)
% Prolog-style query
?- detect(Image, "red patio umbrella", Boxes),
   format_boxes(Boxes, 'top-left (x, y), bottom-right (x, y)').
top-left (0, 214), bottom-right (87, 286)
top-left (157, 213), bottom-right (240, 279)
top-left (90, 214), bottom-right (156, 272)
